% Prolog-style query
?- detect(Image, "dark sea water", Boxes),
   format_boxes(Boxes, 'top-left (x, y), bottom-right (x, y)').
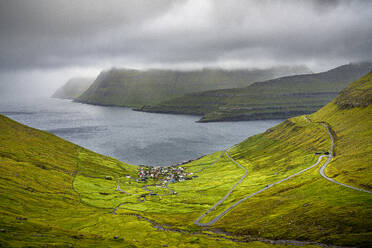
top-left (0, 97), bottom-right (282, 166)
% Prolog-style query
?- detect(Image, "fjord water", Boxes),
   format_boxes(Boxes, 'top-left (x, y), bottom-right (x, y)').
top-left (0, 97), bottom-right (281, 166)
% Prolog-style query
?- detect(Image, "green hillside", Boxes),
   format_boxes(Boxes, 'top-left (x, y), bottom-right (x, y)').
top-left (141, 62), bottom-right (372, 122)
top-left (52, 77), bottom-right (94, 100)
top-left (1, 73), bottom-right (371, 247)
top-left (212, 72), bottom-right (372, 247)
top-left (0, 114), bottom-right (263, 248)
top-left (76, 66), bottom-right (311, 107)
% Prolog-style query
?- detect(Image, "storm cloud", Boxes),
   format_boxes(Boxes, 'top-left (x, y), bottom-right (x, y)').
top-left (0, 0), bottom-right (371, 76)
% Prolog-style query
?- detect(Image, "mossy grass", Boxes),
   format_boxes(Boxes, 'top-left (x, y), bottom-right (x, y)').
top-left (1, 73), bottom-right (372, 247)
top-left (0, 114), bottom-right (301, 247)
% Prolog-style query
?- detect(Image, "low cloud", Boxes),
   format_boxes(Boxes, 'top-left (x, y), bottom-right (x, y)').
top-left (0, 0), bottom-right (371, 74)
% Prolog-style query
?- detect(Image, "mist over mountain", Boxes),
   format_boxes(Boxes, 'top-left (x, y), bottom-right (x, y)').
top-left (76, 65), bottom-right (311, 107)
top-left (1, 0), bottom-right (372, 95)
top-left (1, 68), bottom-right (372, 247)
top-left (140, 62), bottom-right (372, 121)
top-left (52, 77), bottom-right (94, 100)
top-left (1, 1), bottom-right (372, 247)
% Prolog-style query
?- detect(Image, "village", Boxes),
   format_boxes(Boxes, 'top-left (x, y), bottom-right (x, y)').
top-left (137, 165), bottom-right (198, 184)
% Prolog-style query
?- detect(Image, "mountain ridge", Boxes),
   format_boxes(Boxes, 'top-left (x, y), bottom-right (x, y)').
top-left (139, 62), bottom-right (372, 122)
top-left (1, 72), bottom-right (371, 247)
top-left (76, 66), bottom-right (312, 107)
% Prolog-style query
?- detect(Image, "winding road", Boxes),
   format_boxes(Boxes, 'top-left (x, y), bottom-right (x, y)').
top-left (194, 152), bottom-right (329, 226)
top-left (194, 120), bottom-right (371, 226)
top-left (319, 123), bottom-right (372, 193)
top-left (194, 146), bottom-right (248, 226)
top-left (113, 118), bottom-right (370, 224)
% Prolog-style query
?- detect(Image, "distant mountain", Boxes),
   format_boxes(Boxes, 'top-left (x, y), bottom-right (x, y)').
top-left (76, 66), bottom-right (311, 107)
top-left (140, 62), bottom-right (372, 122)
top-left (1, 71), bottom-right (371, 247)
top-left (52, 77), bottom-right (94, 100)
top-left (214, 71), bottom-right (372, 247)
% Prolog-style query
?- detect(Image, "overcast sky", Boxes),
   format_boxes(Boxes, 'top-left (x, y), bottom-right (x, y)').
top-left (0, 0), bottom-right (371, 96)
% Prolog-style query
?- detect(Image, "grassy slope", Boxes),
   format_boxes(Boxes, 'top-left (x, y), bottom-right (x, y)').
top-left (212, 72), bottom-right (372, 247)
top-left (1, 73), bottom-right (371, 247)
top-left (0, 114), bottom-right (297, 248)
top-left (76, 66), bottom-right (311, 107)
top-left (52, 77), bottom-right (94, 100)
top-left (142, 63), bottom-right (372, 122)
top-left (312, 72), bottom-right (372, 188)
top-left (137, 73), bottom-right (371, 246)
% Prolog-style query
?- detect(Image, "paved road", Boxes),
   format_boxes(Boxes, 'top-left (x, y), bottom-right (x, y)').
top-left (194, 151), bottom-right (329, 226)
top-left (114, 119), bottom-right (370, 222)
top-left (319, 124), bottom-right (372, 194)
top-left (194, 146), bottom-right (248, 226)
top-left (194, 120), bottom-right (371, 226)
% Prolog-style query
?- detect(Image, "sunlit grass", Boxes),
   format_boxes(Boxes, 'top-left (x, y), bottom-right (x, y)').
top-left (0, 73), bottom-right (371, 247)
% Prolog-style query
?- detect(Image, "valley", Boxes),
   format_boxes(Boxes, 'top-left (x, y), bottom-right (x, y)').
top-left (1, 73), bottom-right (371, 247)
top-left (2, 1), bottom-right (372, 247)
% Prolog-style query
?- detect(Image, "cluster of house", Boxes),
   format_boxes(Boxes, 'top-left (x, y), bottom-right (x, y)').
top-left (137, 166), bottom-right (198, 183)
